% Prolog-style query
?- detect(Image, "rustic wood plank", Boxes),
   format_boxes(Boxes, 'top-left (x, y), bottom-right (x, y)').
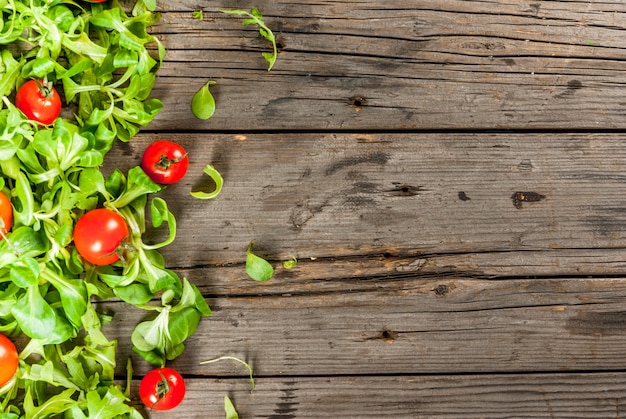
top-left (135, 0), bottom-right (626, 130)
top-left (90, 3), bottom-right (626, 417)
top-left (102, 275), bottom-right (626, 377)
top-left (137, 373), bottom-right (626, 418)
top-left (169, 248), bottom-right (626, 296)
top-left (105, 133), bottom-right (626, 273)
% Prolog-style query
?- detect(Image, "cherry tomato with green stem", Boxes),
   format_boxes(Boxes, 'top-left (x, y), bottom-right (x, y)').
top-left (0, 191), bottom-right (13, 239)
top-left (15, 79), bottom-right (61, 125)
top-left (0, 334), bottom-right (18, 387)
top-left (73, 208), bottom-right (129, 266)
top-left (140, 367), bottom-right (186, 410)
top-left (141, 140), bottom-right (189, 184)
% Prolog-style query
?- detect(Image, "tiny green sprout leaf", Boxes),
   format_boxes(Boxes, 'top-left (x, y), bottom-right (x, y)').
top-left (221, 8), bottom-right (278, 71)
top-left (191, 165), bottom-right (224, 200)
top-left (191, 81), bottom-right (217, 120)
top-left (246, 241), bottom-right (274, 282)
top-left (193, 10), bottom-right (204, 20)
top-left (283, 257), bottom-right (297, 269)
top-left (225, 396), bottom-right (239, 419)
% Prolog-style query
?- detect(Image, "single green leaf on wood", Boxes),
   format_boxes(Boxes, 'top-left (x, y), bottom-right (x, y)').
top-left (225, 396), bottom-right (239, 419)
top-left (191, 81), bottom-right (216, 120)
top-left (282, 257), bottom-right (297, 269)
top-left (246, 241), bottom-right (274, 282)
top-left (190, 164), bottom-right (223, 200)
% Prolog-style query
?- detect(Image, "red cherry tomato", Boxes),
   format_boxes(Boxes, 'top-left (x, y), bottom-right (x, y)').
top-left (0, 334), bottom-right (18, 387)
top-left (139, 368), bottom-right (186, 410)
top-left (73, 208), bottom-right (129, 266)
top-left (0, 191), bottom-right (12, 239)
top-left (141, 140), bottom-right (189, 184)
top-left (15, 79), bottom-right (61, 125)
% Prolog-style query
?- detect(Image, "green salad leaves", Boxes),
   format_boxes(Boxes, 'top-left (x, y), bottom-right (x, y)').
top-left (0, 0), bottom-right (201, 417)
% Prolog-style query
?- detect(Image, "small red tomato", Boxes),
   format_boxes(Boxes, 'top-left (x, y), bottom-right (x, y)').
top-left (74, 208), bottom-right (129, 266)
top-left (15, 79), bottom-right (61, 125)
top-left (0, 191), bottom-right (12, 239)
top-left (141, 140), bottom-right (189, 184)
top-left (0, 334), bottom-right (18, 387)
top-left (140, 368), bottom-right (186, 411)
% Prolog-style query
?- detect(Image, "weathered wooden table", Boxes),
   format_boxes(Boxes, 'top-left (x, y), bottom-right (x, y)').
top-left (105, 1), bottom-right (626, 417)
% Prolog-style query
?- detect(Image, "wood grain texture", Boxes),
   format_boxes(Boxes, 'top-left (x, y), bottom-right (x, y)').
top-left (134, 0), bottom-right (626, 131)
top-left (138, 373), bottom-right (626, 419)
top-left (103, 274), bottom-right (626, 378)
top-left (105, 133), bottom-right (626, 271)
top-left (93, 1), bottom-right (626, 417)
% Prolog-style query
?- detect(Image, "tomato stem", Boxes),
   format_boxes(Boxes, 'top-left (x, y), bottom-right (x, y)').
top-left (151, 371), bottom-right (171, 408)
top-left (154, 153), bottom-right (188, 170)
top-left (34, 78), bottom-right (54, 99)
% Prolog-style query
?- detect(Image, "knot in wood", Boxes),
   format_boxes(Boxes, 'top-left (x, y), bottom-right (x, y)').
top-left (434, 284), bottom-right (450, 297)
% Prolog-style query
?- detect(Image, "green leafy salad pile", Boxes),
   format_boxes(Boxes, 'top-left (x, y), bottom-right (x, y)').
top-left (0, 0), bottom-right (213, 416)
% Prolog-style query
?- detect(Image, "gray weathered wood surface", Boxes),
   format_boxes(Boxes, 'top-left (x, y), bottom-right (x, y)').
top-left (146, 0), bottom-right (626, 131)
top-left (108, 0), bottom-right (626, 417)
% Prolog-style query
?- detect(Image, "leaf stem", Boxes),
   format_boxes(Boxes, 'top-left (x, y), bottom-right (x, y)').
top-left (199, 356), bottom-right (255, 392)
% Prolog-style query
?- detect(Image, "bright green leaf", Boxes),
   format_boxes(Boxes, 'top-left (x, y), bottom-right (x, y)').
top-left (144, 197), bottom-right (177, 249)
top-left (191, 81), bottom-right (216, 120)
top-left (114, 283), bottom-right (154, 305)
top-left (12, 285), bottom-right (57, 340)
top-left (41, 267), bottom-right (89, 329)
top-left (190, 164), bottom-right (223, 200)
top-left (225, 396), bottom-right (239, 419)
top-left (141, 0), bottom-right (157, 12)
top-left (9, 257), bottom-right (40, 288)
top-left (86, 386), bottom-right (134, 418)
top-left (283, 256), bottom-right (297, 269)
top-left (23, 388), bottom-right (77, 419)
top-left (62, 33), bottom-right (108, 65)
top-left (246, 241), bottom-right (274, 282)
